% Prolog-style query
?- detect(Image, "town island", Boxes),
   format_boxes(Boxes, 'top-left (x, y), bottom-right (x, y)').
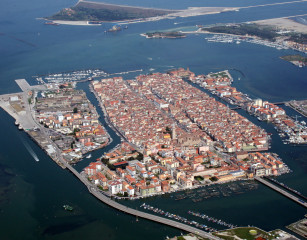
top-left (0, 68), bottom-right (306, 239)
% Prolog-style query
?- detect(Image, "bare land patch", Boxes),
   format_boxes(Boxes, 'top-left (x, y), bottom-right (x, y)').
top-left (253, 16), bottom-right (307, 34)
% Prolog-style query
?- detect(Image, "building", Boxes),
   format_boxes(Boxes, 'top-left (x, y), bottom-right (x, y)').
top-left (108, 180), bottom-right (122, 195)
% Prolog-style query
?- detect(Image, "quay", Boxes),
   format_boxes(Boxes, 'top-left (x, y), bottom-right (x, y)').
top-left (255, 177), bottom-right (307, 208)
top-left (15, 79), bottom-right (46, 92)
top-left (63, 161), bottom-right (221, 240)
top-left (230, 101), bottom-right (287, 110)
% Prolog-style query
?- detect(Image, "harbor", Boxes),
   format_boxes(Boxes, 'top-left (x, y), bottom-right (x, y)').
top-left (204, 34), bottom-right (290, 51)
top-left (140, 203), bottom-right (218, 232)
top-left (188, 211), bottom-right (237, 229)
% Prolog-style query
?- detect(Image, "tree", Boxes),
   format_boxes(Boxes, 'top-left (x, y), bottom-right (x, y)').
top-left (70, 141), bottom-right (75, 149)
top-left (136, 153), bottom-right (144, 160)
top-left (73, 128), bottom-right (80, 136)
top-left (73, 107), bottom-right (78, 113)
top-left (209, 176), bottom-right (218, 182)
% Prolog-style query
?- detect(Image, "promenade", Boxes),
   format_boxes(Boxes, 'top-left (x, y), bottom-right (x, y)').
top-left (63, 161), bottom-right (221, 240)
top-left (255, 177), bottom-right (307, 208)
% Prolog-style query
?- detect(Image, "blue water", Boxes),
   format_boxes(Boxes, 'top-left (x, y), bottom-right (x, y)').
top-left (0, 0), bottom-right (307, 239)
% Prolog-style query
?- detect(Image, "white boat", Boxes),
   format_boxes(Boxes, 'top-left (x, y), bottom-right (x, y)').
top-left (86, 154), bottom-right (92, 159)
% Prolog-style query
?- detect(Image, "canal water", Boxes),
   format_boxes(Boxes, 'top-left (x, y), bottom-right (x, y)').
top-left (0, 0), bottom-right (307, 239)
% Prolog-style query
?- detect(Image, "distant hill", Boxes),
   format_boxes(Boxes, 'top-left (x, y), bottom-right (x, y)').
top-left (48, 1), bottom-right (176, 22)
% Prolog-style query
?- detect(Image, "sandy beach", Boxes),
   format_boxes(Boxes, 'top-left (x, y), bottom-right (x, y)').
top-left (52, 20), bottom-right (102, 26)
top-left (253, 15), bottom-right (307, 34)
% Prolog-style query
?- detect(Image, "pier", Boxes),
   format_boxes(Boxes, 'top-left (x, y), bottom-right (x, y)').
top-left (263, 176), bottom-right (307, 201)
top-left (255, 177), bottom-right (307, 208)
top-left (15, 79), bottom-right (46, 92)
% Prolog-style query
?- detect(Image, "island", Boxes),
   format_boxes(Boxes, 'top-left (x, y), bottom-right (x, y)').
top-left (1, 69), bottom-right (306, 239)
top-left (142, 31), bottom-right (187, 39)
top-left (203, 23), bottom-right (278, 40)
top-left (45, 0), bottom-right (238, 25)
top-left (198, 21), bottom-right (307, 53)
top-left (47, 0), bottom-right (176, 22)
top-left (280, 55), bottom-right (307, 67)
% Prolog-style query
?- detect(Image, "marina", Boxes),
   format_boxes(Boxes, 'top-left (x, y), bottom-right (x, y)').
top-left (188, 211), bottom-right (238, 229)
top-left (34, 68), bottom-right (144, 84)
top-left (140, 203), bottom-right (218, 232)
top-left (205, 34), bottom-right (290, 50)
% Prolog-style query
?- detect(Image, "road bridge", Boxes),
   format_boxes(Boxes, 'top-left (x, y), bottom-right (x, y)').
top-left (255, 177), bottom-right (307, 208)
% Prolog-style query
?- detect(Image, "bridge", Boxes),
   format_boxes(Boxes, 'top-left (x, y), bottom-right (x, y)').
top-left (63, 161), bottom-right (221, 240)
top-left (263, 176), bottom-right (307, 201)
top-left (255, 177), bottom-right (307, 208)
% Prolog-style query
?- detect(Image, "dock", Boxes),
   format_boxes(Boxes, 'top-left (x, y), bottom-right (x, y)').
top-left (255, 176), bottom-right (307, 208)
top-left (15, 79), bottom-right (47, 92)
top-left (263, 176), bottom-right (307, 201)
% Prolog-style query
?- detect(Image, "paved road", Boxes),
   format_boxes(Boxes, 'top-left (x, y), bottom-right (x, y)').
top-left (255, 177), bottom-right (307, 208)
top-left (64, 162), bottom-right (220, 240)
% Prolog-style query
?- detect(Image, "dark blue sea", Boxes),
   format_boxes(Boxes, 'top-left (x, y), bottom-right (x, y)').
top-left (0, 0), bottom-right (307, 239)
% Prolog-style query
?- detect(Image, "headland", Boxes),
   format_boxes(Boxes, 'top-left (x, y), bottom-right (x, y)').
top-left (45, 0), bottom-right (238, 25)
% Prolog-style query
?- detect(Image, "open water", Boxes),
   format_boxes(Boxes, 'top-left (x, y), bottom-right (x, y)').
top-left (0, 0), bottom-right (307, 239)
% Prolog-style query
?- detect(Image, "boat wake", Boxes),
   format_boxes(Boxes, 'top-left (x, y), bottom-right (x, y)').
top-left (22, 139), bottom-right (39, 162)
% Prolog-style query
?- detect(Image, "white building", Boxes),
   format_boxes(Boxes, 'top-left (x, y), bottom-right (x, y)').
top-left (108, 180), bottom-right (122, 195)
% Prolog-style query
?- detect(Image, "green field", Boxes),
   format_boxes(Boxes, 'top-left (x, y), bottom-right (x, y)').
top-left (213, 227), bottom-right (280, 240)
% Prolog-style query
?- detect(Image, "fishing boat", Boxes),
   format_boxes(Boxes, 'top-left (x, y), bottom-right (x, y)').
top-left (63, 205), bottom-right (73, 211)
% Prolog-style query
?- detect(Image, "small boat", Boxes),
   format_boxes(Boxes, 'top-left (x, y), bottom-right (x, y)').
top-left (63, 205), bottom-right (73, 211)
top-left (86, 154), bottom-right (92, 159)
